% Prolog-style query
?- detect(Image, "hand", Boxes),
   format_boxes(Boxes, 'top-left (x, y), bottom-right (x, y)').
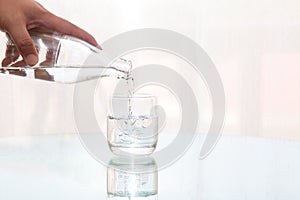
top-left (0, 0), bottom-right (100, 66)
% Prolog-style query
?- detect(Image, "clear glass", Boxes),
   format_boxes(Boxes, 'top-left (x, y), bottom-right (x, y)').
top-left (107, 94), bottom-right (158, 156)
top-left (107, 157), bottom-right (158, 200)
top-left (0, 31), bottom-right (131, 83)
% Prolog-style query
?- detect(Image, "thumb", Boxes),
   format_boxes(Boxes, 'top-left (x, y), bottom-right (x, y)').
top-left (7, 25), bottom-right (38, 66)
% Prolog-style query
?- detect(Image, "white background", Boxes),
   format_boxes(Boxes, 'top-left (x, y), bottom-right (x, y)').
top-left (0, 0), bottom-right (299, 139)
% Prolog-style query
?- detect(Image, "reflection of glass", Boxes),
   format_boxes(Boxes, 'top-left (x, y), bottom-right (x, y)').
top-left (107, 94), bottom-right (158, 156)
top-left (107, 157), bottom-right (158, 200)
top-left (0, 32), bottom-right (132, 83)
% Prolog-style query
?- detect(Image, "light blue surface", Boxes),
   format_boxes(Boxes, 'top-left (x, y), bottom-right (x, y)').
top-left (0, 134), bottom-right (300, 200)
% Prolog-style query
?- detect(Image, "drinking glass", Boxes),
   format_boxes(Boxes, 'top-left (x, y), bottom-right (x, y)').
top-left (107, 94), bottom-right (158, 156)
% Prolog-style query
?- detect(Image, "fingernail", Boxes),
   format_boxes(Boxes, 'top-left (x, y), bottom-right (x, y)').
top-left (26, 54), bottom-right (38, 66)
top-left (96, 44), bottom-right (103, 50)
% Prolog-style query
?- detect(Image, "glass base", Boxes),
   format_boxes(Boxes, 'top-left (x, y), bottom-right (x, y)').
top-left (109, 146), bottom-right (156, 156)
top-left (107, 194), bottom-right (158, 200)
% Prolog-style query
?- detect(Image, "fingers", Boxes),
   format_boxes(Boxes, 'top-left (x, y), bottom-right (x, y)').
top-left (11, 60), bottom-right (27, 67)
top-left (9, 69), bottom-right (27, 77)
top-left (6, 24), bottom-right (38, 66)
top-left (1, 44), bottom-right (20, 66)
top-left (34, 69), bottom-right (54, 81)
top-left (44, 13), bottom-right (101, 49)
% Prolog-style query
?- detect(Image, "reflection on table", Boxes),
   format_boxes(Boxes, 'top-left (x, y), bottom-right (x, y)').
top-left (107, 157), bottom-right (158, 200)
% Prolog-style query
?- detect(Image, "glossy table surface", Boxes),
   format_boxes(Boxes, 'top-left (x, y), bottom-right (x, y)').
top-left (1, 134), bottom-right (300, 200)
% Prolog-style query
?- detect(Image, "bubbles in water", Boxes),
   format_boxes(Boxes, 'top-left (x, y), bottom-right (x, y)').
top-left (107, 115), bottom-right (158, 152)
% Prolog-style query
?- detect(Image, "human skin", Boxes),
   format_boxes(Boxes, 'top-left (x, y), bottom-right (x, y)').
top-left (0, 0), bottom-right (100, 66)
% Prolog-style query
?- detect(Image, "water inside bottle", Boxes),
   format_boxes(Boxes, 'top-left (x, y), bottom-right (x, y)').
top-left (0, 64), bottom-right (131, 83)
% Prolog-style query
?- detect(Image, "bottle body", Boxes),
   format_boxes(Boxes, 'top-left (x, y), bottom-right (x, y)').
top-left (0, 32), bottom-right (131, 83)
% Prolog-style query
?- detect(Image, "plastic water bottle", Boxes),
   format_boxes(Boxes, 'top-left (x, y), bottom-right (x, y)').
top-left (0, 31), bottom-right (131, 83)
